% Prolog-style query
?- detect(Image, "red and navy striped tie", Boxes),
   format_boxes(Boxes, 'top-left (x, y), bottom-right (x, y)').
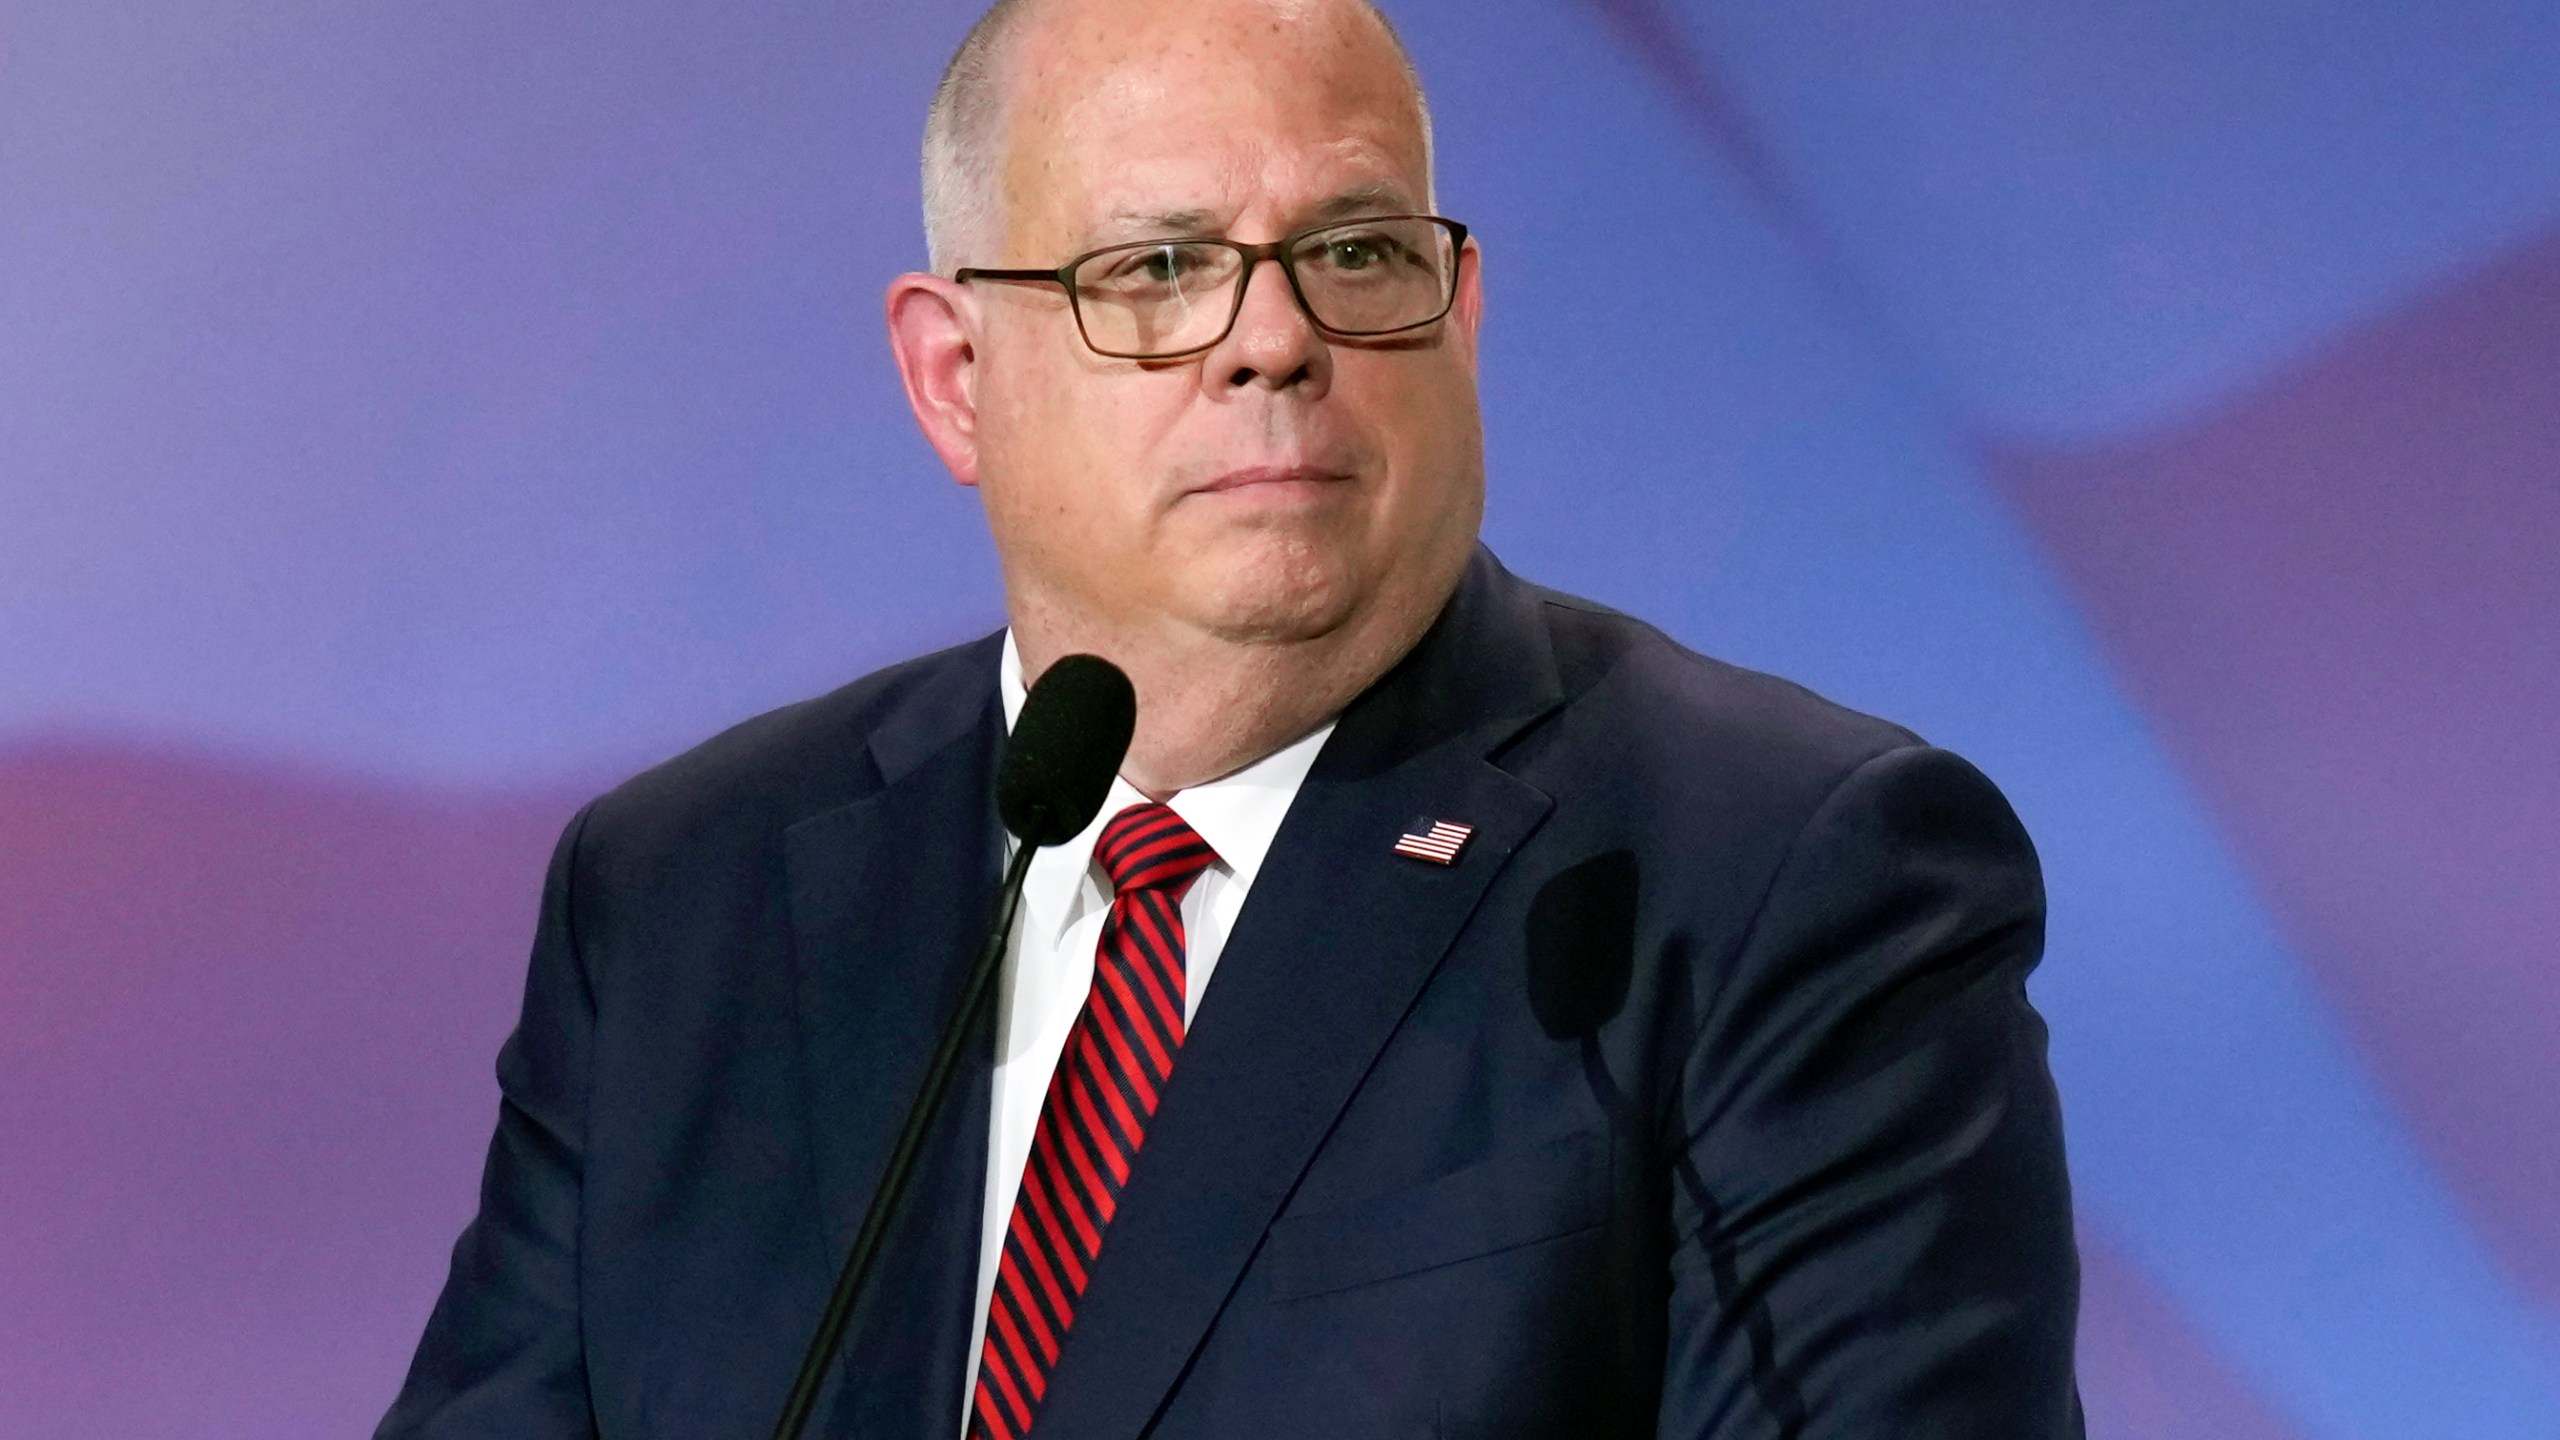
top-left (968, 802), bottom-right (1218, 1440)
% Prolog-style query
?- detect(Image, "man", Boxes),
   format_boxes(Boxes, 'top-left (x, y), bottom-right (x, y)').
top-left (379, 0), bottom-right (2082, 1435)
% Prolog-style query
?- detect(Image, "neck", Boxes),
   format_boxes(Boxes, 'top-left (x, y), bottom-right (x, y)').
top-left (1008, 578), bottom-right (1456, 799)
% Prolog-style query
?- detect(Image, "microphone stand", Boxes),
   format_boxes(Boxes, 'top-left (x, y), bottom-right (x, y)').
top-left (769, 836), bottom-right (1041, 1440)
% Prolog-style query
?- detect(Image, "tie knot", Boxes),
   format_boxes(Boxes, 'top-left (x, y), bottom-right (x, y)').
top-left (1096, 803), bottom-right (1218, 898)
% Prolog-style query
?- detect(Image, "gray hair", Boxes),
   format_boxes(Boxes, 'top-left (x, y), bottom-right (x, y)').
top-left (920, 0), bottom-right (1436, 274)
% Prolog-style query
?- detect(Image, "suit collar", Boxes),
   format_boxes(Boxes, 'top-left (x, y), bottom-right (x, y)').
top-left (847, 544), bottom-right (1556, 824)
top-left (1315, 545), bottom-right (1564, 778)
top-left (865, 630), bottom-right (1007, 792)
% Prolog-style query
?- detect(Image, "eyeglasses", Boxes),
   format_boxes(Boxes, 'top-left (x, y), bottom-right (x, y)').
top-left (955, 213), bottom-right (1469, 360)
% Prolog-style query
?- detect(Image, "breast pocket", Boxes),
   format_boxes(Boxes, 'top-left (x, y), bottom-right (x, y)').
top-left (1261, 1130), bottom-right (1609, 1302)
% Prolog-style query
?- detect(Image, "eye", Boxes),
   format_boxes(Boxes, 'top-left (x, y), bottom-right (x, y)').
top-left (1323, 234), bottom-right (1391, 270)
top-left (1101, 244), bottom-right (1208, 286)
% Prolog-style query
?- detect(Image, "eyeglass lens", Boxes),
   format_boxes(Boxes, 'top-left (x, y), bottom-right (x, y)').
top-left (1069, 217), bottom-right (1458, 357)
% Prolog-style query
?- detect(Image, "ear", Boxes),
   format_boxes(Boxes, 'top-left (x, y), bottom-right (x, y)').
top-left (1447, 237), bottom-right (1485, 374)
top-left (885, 272), bottom-right (985, 486)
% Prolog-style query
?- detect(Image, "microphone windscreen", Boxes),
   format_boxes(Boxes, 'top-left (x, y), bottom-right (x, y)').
top-left (997, 653), bottom-right (1136, 846)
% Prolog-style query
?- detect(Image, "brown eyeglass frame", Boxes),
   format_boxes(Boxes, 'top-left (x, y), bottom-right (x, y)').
top-left (953, 213), bottom-right (1470, 360)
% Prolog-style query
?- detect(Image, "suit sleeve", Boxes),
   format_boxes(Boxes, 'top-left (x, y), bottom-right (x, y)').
top-left (376, 802), bottom-right (602, 1439)
top-left (1658, 746), bottom-right (2082, 1439)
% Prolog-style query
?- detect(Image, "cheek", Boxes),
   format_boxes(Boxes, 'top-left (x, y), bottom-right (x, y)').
top-left (979, 361), bottom-right (1192, 550)
top-left (1076, 383), bottom-right (1192, 484)
top-left (1352, 363), bottom-right (1482, 512)
top-left (993, 316), bottom-right (1187, 462)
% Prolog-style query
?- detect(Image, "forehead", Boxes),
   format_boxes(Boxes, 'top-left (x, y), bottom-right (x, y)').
top-left (999, 0), bottom-right (1429, 248)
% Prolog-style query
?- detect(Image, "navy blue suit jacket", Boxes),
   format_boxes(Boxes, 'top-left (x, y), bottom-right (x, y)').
top-left (381, 549), bottom-right (2082, 1438)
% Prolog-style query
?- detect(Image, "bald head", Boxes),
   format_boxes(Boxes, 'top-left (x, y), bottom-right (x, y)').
top-left (921, 0), bottom-right (1435, 272)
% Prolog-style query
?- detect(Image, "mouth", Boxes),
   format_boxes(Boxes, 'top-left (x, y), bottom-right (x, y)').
top-left (1190, 464), bottom-right (1354, 498)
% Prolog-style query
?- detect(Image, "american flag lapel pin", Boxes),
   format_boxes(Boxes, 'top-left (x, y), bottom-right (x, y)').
top-left (1392, 816), bottom-right (1474, 865)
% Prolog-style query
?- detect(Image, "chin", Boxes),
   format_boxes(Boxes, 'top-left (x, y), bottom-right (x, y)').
top-left (1182, 535), bottom-right (1367, 644)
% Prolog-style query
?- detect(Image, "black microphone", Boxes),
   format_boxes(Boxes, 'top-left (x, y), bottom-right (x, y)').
top-left (770, 653), bottom-right (1136, 1440)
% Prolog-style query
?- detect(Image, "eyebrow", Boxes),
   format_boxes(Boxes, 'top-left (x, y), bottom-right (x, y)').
top-left (1095, 207), bottom-right (1221, 241)
top-left (1089, 183), bottom-right (1422, 245)
top-left (1308, 182), bottom-right (1416, 220)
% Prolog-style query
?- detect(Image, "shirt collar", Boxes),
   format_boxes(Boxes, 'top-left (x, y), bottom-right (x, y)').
top-left (1000, 629), bottom-right (1334, 945)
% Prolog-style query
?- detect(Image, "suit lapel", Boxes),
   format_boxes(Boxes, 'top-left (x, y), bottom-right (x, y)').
top-left (1030, 552), bottom-right (1566, 1440)
top-left (783, 639), bottom-right (1007, 1434)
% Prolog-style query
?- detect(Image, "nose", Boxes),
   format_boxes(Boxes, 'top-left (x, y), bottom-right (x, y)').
top-left (1204, 253), bottom-right (1331, 398)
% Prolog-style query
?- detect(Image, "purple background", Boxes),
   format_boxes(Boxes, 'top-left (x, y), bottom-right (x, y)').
top-left (4, 2), bottom-right (2556, 1435)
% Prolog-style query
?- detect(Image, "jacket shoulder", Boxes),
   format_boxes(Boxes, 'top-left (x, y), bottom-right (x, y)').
top-left (1507, 579), bottom-right (2030, 933)
top-left (1524, 584), bottom-right (1924, 789)
top-left (578, 632), bottom-right (1001, 856)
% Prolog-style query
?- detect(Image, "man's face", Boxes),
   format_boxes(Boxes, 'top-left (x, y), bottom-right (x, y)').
top-left (965, 0), bottom-right (1483, 652)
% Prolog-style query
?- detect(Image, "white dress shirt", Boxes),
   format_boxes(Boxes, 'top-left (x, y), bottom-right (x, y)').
top-left (962, 631), bottom-right (1335, 1426)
